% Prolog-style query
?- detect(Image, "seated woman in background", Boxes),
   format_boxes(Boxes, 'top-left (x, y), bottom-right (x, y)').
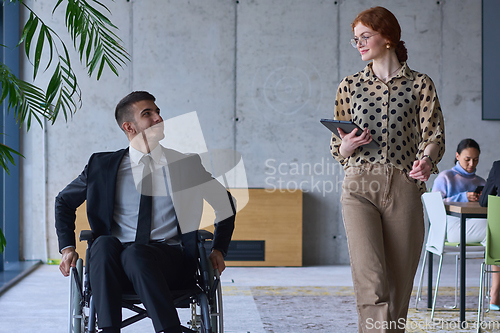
top-left (433, 138), bottom-right (487, 245)
top-left (433, 138), bottom-right (485, 203)
top-left (432, 139), bottom-right (500, 308)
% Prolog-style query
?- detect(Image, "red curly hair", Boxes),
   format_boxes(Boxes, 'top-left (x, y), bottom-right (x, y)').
top-left (351, 6), bottom-right (408, 62)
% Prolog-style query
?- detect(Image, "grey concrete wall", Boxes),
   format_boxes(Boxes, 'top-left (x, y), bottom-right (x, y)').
top-left (20, 0), bottom-right (499, 265)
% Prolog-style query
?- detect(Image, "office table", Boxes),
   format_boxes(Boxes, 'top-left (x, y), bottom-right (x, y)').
top-left (444, 202), bottom-right (487, 328)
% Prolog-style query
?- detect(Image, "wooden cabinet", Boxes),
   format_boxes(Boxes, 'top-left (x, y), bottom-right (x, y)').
top-left (203, 188), bottom-right (303, 267)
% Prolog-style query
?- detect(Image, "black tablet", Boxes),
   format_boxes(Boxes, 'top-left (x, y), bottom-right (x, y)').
top-left (320, 119), bottom-right (380, 149)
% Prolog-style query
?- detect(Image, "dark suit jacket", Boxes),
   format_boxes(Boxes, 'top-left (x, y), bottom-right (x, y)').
top-left (479, 160), bottom-right (500, 207)
top-left (55, 147), bottom-right (235, 263)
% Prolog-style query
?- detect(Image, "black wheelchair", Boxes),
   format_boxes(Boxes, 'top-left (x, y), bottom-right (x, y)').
top-left (68, 230), bottom-right (223, 333)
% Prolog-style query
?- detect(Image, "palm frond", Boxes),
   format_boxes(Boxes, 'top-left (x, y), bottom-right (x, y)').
top-left (0, 142), bottom-right (23, 175)
top-left (0, 0), bottom-right (129, 254)
top-left (0, 228), bottom-right (5, 254)
top-left (9, 0), bottom-right (129, 127)
top-left (0, 63), bottom-right (51, 129)
top-left (60, 0), bottom-right (130, 79)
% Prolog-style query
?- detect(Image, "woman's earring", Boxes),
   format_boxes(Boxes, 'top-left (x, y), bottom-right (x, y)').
top-left (386, 44), bottom-right (390, 49)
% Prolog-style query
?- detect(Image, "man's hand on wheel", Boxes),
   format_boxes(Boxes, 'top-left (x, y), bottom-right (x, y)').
top-left (59, 247), bottom-right (79, 277)
top-left (209, 249), bottom-right (226, 273)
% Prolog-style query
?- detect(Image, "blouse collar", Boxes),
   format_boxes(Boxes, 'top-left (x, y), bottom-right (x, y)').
top-left (361, 61), bottom-right (414, 82)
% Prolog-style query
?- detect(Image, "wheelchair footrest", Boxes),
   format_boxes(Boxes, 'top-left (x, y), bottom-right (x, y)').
top-left (180, 325), bottom-right (198, 333)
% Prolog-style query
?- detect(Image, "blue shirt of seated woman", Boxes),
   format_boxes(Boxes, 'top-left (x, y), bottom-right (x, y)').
top-left (432, 138), bottom-right (486, 245)
top-left (433, 161), bottom-right (485, 203)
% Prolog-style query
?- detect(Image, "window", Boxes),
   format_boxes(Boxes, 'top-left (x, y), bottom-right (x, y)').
top-left (0, 0), bottom-right (21, 270)
top-left (482, 0), bottom-right (500, 120)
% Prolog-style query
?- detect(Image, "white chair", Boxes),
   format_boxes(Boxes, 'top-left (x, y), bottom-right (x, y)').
top-left (415, 192), bottom-right (484, 320)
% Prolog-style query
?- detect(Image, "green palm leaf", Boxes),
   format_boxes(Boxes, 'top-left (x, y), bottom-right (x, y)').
top-left (4, 0), bottom-right (129, 128)
top-left (0, 0), bottom-right (130, 254)
top-left (0, 142), bottom-right (23, 253)
top-left (0, 228), bottom-right (5, 254)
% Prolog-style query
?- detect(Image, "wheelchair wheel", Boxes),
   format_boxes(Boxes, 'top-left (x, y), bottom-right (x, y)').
top-left (210, 269), bottom-right (223, 333)
top-left (199, 292), bottom-right (212, 333)
top-left (69, 258), bottom-right (86, 333)
top-left (189, 269), bottom-right (223, 332)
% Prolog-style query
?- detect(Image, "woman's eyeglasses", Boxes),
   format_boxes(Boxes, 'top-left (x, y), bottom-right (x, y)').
top-left (350, 33), bottom-right (379, 48)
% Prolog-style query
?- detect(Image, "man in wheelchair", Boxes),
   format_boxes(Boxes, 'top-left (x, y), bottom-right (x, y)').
top-left (55, 91), bottom-right (236, 333)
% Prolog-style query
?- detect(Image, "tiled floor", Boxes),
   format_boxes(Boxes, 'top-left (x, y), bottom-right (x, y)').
top-left (0, 257), bottom-right (498, 332)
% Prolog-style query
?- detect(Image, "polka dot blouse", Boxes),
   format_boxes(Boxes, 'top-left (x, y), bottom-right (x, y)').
top-left (330, 62), bottom-right (445, 190)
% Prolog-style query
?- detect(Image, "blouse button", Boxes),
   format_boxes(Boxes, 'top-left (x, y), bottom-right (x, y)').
top-left (382, 102), bottom-right (388, 106)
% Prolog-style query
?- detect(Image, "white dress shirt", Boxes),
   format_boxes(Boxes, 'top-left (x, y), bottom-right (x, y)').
top-left (111, 144), bottom-right (181, 244)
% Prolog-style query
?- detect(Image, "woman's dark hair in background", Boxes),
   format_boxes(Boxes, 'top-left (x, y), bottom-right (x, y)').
top-left (351, 6), bottom-right (408, 63)
top-left (455, 138), bottom-right (481, 163)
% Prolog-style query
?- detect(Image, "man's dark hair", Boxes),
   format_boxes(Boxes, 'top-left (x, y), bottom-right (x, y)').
top-left (115, 91), bottom-right (156, 131)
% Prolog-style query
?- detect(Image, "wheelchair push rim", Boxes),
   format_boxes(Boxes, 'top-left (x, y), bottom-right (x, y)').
top-left (69, 258), bottom-right (87, 333)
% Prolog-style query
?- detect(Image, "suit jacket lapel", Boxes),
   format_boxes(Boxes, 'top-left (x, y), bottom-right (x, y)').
top-left (105, 148), bottom-right (129, 224)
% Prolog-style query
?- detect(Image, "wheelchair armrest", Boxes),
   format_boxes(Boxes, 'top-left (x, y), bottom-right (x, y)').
top-left (197, 230), bottom-right (214, 241)
top-left (79, 230), bottom-right (94, 242)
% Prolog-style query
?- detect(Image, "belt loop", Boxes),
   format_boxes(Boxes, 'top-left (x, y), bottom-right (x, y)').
top-left (382, 164), bottom-right (393, 206)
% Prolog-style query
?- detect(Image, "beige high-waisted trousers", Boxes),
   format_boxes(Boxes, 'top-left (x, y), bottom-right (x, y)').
top-left (341, 163), bottom-right (424, 333)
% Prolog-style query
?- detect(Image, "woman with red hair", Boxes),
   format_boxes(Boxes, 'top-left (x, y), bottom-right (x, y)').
top-left (330, 7), bottom-right (445, 332)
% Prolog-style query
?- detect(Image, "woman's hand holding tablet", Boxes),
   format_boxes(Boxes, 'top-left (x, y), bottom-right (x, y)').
top-left (320, 119), bottom-right (379, 156)
top-left (338, 127), bottom-right (373, 157)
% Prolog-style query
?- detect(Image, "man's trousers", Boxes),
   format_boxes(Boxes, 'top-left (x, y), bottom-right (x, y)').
top-left (88, 236), bottom-right (195, 333)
